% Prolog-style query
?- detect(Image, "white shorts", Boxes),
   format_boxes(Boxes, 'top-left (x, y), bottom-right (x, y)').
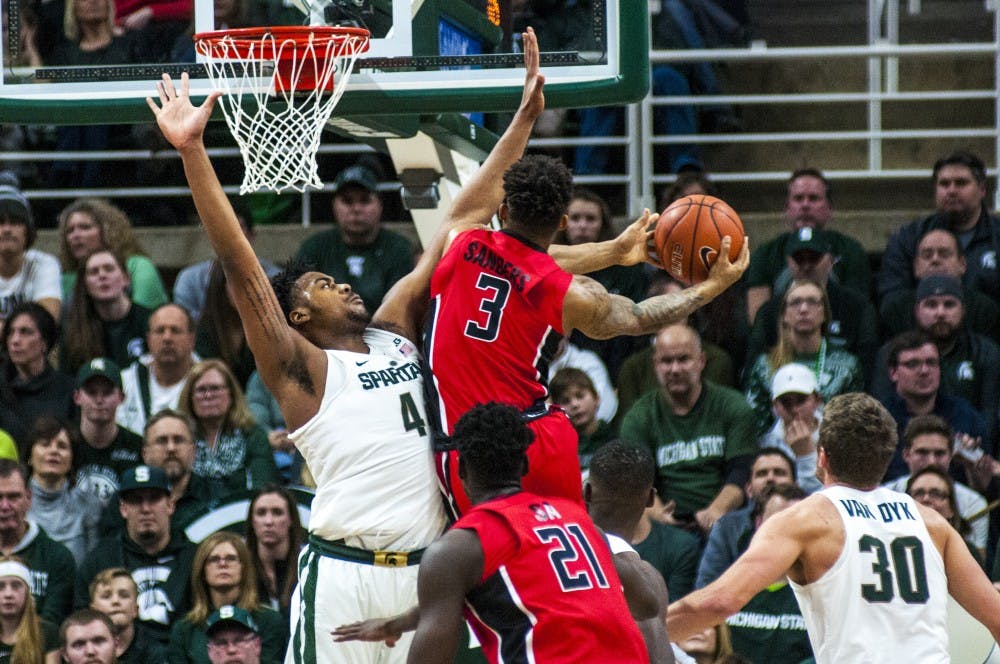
top-left (284, 541), bottom-right (419, 664)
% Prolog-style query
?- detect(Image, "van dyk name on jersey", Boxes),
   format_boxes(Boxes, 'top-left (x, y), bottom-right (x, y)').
top-left (358, 362), bottom-right (421, 390)
top-left (463, 241), bottom-right (530, 292)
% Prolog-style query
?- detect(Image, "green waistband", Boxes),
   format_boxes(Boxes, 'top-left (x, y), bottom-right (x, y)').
top-left (307, 534), bottom-right (424, 567)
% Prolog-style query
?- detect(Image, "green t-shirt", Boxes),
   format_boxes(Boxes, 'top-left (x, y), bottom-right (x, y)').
top-left (620, 381), bottom-right (757, 516)
top-left (633, 520), bottom-right (700, 600)
top-left (726, 581), bottom-right (813, 664)
top-left (578, 419), bottom-right (617, 471)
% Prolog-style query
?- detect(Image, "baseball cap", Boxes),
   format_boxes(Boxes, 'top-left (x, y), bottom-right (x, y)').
top-left (206, 605), bottom-right (259, 637)
top-left (333, 165), bottom-right (378, 193)
top-left (785, 227), bottom-right (833, 257)
top-left (119, 465), bottom-right (171, 496)
top-left (770, 363), bottom-right (818, 399)
top-left (915, 274), bottom-right (963, 302)
top-left (76, 357), bottom-right (122, 390)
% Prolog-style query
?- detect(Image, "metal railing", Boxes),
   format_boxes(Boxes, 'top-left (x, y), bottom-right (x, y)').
top-left (2, 0), bottom-right (998, 222)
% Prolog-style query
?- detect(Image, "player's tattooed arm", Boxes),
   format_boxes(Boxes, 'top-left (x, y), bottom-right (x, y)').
top-left (565, 276), bottom-right (706, 339)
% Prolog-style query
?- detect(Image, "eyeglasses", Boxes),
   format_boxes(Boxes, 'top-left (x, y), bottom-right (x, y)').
top-left (207, 634), bottom-right (258, 649)
top-left (786, 296), bottom-right (823, 309)
top-left (206, 554), bottom-right (240, 566)
top-left (194, 383), bottom-right (228, 396)
top-left (898, 358), bottom-right (939, 370)
top-left (910, 488), bottom-right (949, 501)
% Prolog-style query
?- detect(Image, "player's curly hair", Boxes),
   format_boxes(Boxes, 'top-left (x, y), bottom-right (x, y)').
top-left (454, 402), bottom-right (535, 484)
top-left (270, 259), bottom-right (314, 323)
top-left (588, 440), bottom-right (656, 495)
top-left (502, 154), bottom-right (573, 231)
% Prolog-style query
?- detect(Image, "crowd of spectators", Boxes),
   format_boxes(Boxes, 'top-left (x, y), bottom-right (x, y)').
top-left (0, 55), bottom-right (997, 659)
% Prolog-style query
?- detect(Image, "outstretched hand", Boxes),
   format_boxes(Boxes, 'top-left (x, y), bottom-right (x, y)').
top-left (331, 618), bottom-right (404, 647)
top-left (517, 26), bottom-right (545, 121)
top-left (146, 72), bottom-right (221, 153)
top-left (613, 209), bottom-right (661, 268)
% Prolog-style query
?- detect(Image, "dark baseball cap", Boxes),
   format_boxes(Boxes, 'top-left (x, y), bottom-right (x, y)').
top-left (333, 165), bottom-right (378, 193)
top-left (785, 227), bottom-right (833, 257)
top-left (119, 465), bottom-right (170, 496)
top-left (206, 605), bottom-right (259, 637)
top-left (916, 274), bottom-right (963, 302)
top-left (76, 357), bottom-right (122, 390)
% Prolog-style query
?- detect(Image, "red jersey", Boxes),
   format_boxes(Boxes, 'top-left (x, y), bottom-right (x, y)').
top-left (426, 228), bottom-right (574, 430)
top-left (455, 491), bottom-right (648, 664)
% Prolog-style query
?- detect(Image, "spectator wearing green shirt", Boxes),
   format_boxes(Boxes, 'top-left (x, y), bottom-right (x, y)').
top-left (620, 324), bottom-right (757, 536)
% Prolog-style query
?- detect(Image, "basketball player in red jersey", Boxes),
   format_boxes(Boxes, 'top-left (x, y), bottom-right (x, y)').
top-left (335, 402), bottom-right (662, 663)
top-left (426, 149), bottom-right (750, 518)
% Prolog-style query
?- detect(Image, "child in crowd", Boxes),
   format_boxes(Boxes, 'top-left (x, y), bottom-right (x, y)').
top-left (549, 367), bottom-right (616, 475)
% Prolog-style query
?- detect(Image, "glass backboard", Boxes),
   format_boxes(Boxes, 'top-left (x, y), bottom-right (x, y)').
top-left (0, 0), bottom-right (649, 124)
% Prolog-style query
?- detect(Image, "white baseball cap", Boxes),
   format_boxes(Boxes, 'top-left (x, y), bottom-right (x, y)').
top-left (771, 363), bottom-right (818, 399)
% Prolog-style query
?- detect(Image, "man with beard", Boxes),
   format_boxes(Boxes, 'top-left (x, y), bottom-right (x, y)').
top-left (75, 466), bottom-right (195, 644)
top-left (878, 330), bottom-right (986, 480)
top-left (98, 409), bottom-right (222, 537)
top-left (117, 304), bottom-right (198, 436)
top-left (620, 324), bottom-right (757, 536)
top-left (879, 151), bottom-right (1000, 303)
top-left (872, 275), bottom-right (1000, 446)
top-left (880, 229), bottom-right (1000, 343)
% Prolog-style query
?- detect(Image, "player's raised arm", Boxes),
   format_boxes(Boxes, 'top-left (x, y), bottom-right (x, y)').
top-left (373, 26), bottom-right (546, 338)
top-left (147, 73), bottom-right (325, 426)
top-left (563, 235), bottom-right (749, 339)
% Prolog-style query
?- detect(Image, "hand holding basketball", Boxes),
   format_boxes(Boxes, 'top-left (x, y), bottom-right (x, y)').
top-left (654, 194), bottom-right (747, 286)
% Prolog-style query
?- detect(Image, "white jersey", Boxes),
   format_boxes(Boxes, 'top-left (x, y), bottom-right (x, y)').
top-left (289, 328), bottom-right (446, 551)
top-left (0, 249), bottom-right (61, 320)
top-left (790, 485), bottom-right (948, 663)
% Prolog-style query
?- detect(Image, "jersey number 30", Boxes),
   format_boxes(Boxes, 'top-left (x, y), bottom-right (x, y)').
top-left (859, 535), bottom-right (929, 604)
top-left (535, 524), bottom-right (610, 591)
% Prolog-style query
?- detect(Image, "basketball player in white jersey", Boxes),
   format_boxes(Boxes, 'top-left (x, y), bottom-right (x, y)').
top-left (667, 392), bottom-right (1000, 662)
top-left (148, 29), bottom-right (659, 664)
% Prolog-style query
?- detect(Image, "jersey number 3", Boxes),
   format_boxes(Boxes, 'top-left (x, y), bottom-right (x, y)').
top-left (859, 534), bottom-right (929, 604)
top-left (465, 273), bottom-right (511, 342)
top-left (535, 524), bottom-right (610, 592)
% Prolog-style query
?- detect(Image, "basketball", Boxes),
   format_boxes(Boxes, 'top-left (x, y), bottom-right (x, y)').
top-left (654, 194), bottom-right (745, 286)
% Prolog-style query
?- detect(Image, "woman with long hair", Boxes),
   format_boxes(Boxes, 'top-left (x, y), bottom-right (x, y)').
top-left (0, 556), bottom-right (60, 663)
top-left (194, 263), bottom-right (254, 387)
top-left (57, 198), bottom-right (168, 310)
top-left (245, 484), bottom-right (305, 616)
top-left (0, 303), bottom-right (75, 448)
top-left (60, 249), bottom-right (151, 374)
top-left (24, 415), bottom-right (102, 565)
top-left (743, 278), bottom-right (863, 437)
top-left (177, 360), bottom-right (278, 494)
top-left (167, 532), bottom-right (286, 664)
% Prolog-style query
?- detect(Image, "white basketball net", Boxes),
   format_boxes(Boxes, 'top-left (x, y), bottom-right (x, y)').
top-left (195, 29), bottom-right (369, 194)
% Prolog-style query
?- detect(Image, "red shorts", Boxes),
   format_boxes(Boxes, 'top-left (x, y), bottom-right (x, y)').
top-left (435, 409), bottom-right (583, 519)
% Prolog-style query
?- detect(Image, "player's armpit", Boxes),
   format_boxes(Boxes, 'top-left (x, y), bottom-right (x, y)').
top-left (408, 530), bottom-right (483, 664)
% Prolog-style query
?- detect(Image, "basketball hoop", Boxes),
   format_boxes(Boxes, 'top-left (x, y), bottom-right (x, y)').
top-left (193, 26), bottom-right (370, 194)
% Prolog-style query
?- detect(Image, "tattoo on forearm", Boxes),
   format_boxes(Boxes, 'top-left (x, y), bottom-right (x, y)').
top-left (631, 290), bottom-right (705, 332)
